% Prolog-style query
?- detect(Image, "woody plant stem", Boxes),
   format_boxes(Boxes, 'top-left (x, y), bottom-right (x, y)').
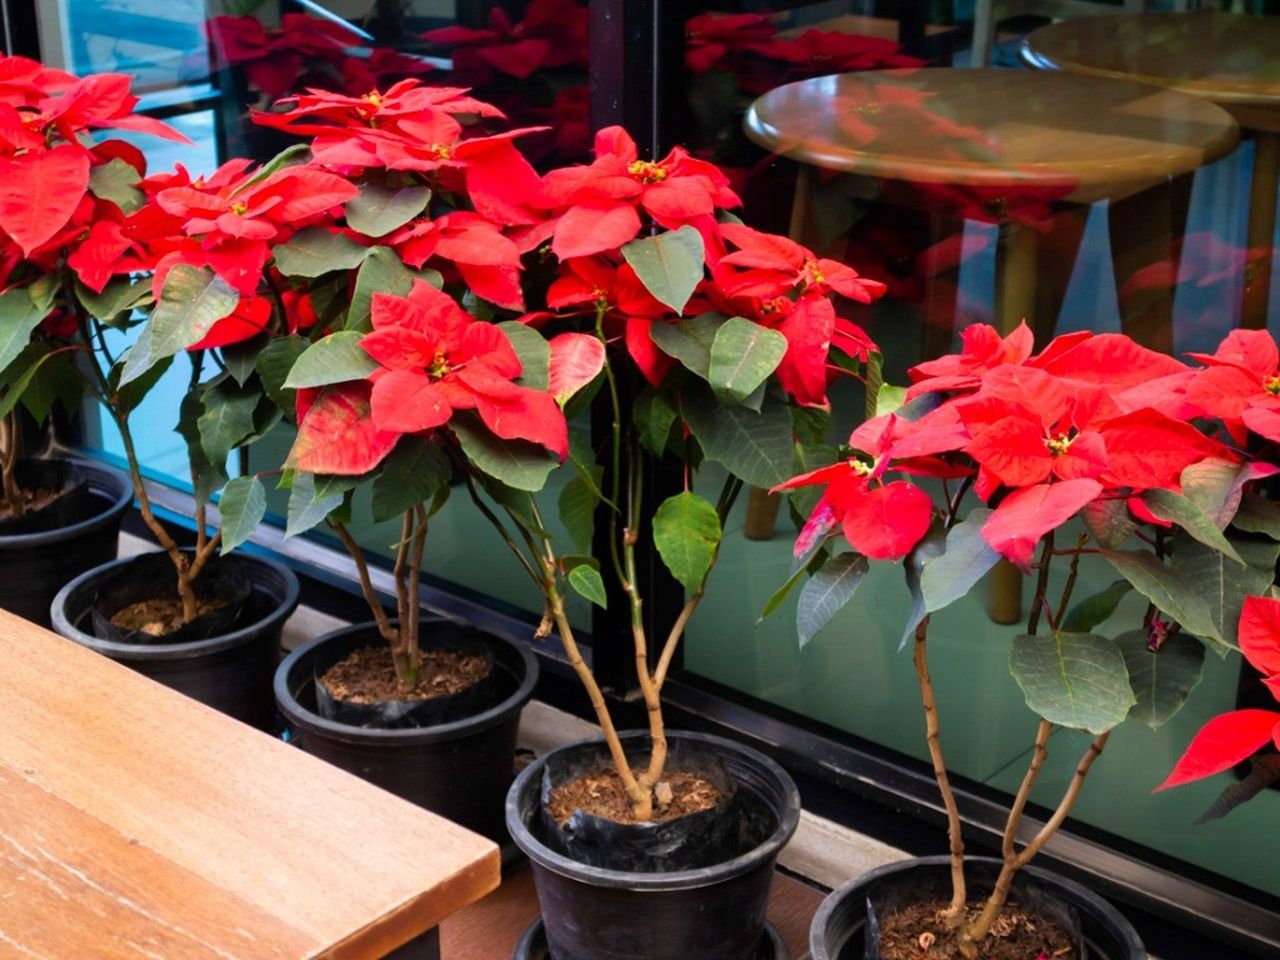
top-left (920, 532), bottom-right (1111, 959)
top-left (327, 505), bottom-right (428, 692)
top-left (77, 311), bottom-right (218, 623)
top-left (1, 411), bottom-right (23, 516)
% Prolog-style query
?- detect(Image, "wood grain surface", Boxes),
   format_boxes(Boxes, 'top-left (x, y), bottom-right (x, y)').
top-left (744, 68), bottom-right (1239, 205)
top-left (0, 608), bottom-right (499, 959)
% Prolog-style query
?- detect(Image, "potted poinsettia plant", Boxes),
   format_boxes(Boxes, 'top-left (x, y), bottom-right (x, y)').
top-left (0, 57), bottom-right (198, 626)
top-left (45, 142), bottom-right (384, 726)
top-left (225, 79), bottom-right (579, 841)
top-left (768, 322), bottom-right (1279, 960)
top-left (469, 125), bottom-right (887, 960)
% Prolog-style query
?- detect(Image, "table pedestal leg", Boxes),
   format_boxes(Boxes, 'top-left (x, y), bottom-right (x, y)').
top-left (1243, 131), bottom-right (1280, 330)
top-left (1108, 174), bottom-right (1194, 354)
top-left (995, 220), bottom-right (1040, 339)
top-left (385, 926), bottom-right (440, 959)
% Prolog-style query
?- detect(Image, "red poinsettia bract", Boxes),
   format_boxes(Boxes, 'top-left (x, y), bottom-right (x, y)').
top-left (291, 281), bottom-right (584, 477)
top-left (781, 325), bottom-right (1242, 569)
top-left (542, 125), bottom-right (741, 260)
top-left (1159, 596), bottom-right (1280, 790)
top-left (155, 158), bottom-right (358, 293)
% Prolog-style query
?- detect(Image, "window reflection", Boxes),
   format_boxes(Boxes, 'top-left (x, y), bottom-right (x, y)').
top-left (681, 1), bottom-right (1280, 902)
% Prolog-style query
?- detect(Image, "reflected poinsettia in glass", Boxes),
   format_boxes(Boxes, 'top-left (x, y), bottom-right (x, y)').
top-left (767, 321), bottom-right (1280, 958)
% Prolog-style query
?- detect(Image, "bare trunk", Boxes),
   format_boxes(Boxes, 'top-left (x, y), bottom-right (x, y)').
top-left (913, 617), bottom-right (967, 921)
top-left (0, 412), bottom-right (24, 516)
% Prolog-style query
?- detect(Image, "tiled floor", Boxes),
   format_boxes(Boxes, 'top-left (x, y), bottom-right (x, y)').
top-left (441, 861), bottom-right (826, 960)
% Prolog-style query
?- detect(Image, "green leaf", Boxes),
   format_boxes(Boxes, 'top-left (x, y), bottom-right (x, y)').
top-left (220, 337), bottom-right (262, 386)
top-left (283, 331), bottom-right (377, 388)
top-left (707, 316), bottom-right (787, 405)
top-left (634, 388), bottom-right (678, 456)
top-left (286, 472), bottom-right (343, 537)
top-left (113, 355), bottom-right (172, 416)
top-left (256, 335), bottom-right (308, 415)
top-left (371, 437), bottom-right (451, 522)
top-left (347, 247), bottom-right (413, 332)
top-left (0, 287), bottom-right (47, 375)
top-left (1114, 629), bottom-right (1205, 730)
top-left (88, 157), bottom-right (144, 213)
top-left (559, 473), bottom-right (599, 553)
top-left (311, 473), bottom-right (365, 503)
top-left (757, 561), bottom-right (808, 624)
top-left (797, 552), bottom-right (869, 648)
top-left (1082, 498), bottom-right (1136, 550)
top-left (176, 392), bottom-right (227, 507)
top-left (1062, 581), bottom-right (1131, 634)
top-left (648, 312), bottom-right (726, 379)
top-left (567, 429), bottom-right (610, 507)
top-left (621, 225), bottom-right (705, 314)
top-left (452, 412), bottom-right (557, 492)
top-left (218, 475), bottom-right (266, 554)
top-left (1102, 549), bottom-right (1222, 644)
top-left (920, 508), bottom-right (998, 613)
top-left (27, 273), bottom-right (58, 312)
top-left (568, 564), bottom-right (608, 608)
top-left (1009, 632), bottom-right (1135, 733)
top-left (196, 380), bottom-right (260, 466)
top-left (499, 321), bottom-right (549, 390)
top-left (1233, 494), bottom-right (1280, 539)
top-left (1140, 489), bottom-right (1243, 564)
top-left (75, 277), bottom-right (151, 324)
top-left (1180, 458), bottom-right (1256, 529)
top-left (1171, 534), bottom-right (1280, 651)
top-left (901, 526), bottom-right (947, 649)
top-left (875, 383), bottom-right (907, 418)
top-left (119, 266), bottom-right (238, 386)
top-left (274, 227), bottom-right (371, 278)
top-left (652, 491), bottom-right (722, 592)
top-left (231, 144), bottom-right (310, 194)
top-left (345, 183), bottom-right (431, 237)
top-left (682, 380), bottom-right (794, 488)
top-left (13, 346), bottom-right (82, 424)
top-left (0, 345), bottom-right (66, 420)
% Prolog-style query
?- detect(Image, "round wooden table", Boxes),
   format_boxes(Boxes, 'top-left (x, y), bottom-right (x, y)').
top-left (1024, 12), bottom-right (1280, 329)
top-left (744, 68), bottom-right (1239, 347)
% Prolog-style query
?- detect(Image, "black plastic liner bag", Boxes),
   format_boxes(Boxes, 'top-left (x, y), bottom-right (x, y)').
top-left (314, 626), bottom-right (498, 729)
top-left (863, 867), bottom-right (1087, 960)
top-left (537, 737), bottom-right (776, 873)
top-left (0, 460), bottom-right (94, 536)
top-left (89, 552), bottom-right (253, 645)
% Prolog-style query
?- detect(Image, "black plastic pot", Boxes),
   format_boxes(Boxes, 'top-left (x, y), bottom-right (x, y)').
top-left (275, 618), bottom-right (538, 843)
top-left (512, 918), bottom-right (789, 960)
top-left (51, 550), bottom-right (299, 730)
top-left (506, 731), bottom-right (802, 960)
top-left (809, 856), bottom-right (1146, 960)
top-left (0, 457), bottom-right (132, 628)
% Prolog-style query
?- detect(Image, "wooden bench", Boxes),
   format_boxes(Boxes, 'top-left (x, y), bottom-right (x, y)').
top-left (0, 608), bottom-right (499, 959)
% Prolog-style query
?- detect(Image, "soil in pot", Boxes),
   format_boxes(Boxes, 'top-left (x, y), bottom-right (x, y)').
top-left (0, 460), bottom-right (95, 535)
top-left (873, 899), bottom-right (1076, 960)
top-left (311, 628), bottom-right (500, 728)
top-left (88, 552), bottom-right (254, 645)
top-left (536, 738), bottom-right (767, 872)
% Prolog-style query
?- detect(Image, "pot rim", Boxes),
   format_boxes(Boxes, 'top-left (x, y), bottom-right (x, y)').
top-left (274, 617), bottom-right (539, 744)
top-left (809, 854), bottom-right (1146, 959)
top-left (506, 730), bottom-right (802, 891)
top-left (50, 549), bottom-right (301, 660)
top-left (0, 456), bottom-right (133, 551)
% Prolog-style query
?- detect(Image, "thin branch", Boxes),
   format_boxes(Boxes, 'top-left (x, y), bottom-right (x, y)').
top-left (1002, 719), bottom-right (1052, 860)
top-left (1026, 532), bottom-right (1055, 635)
top-left (913, 616), bottom-right (967, 920)
top-left (328, 519), bottom-right (396, 647)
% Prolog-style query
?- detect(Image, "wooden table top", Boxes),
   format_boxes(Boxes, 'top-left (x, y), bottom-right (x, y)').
top-left (744, 68), bottom-right (1239, 205)
top-left (1024, 12), bottom-right (1280, 109)
top-left (0, 609), bottom-right (500, 960)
